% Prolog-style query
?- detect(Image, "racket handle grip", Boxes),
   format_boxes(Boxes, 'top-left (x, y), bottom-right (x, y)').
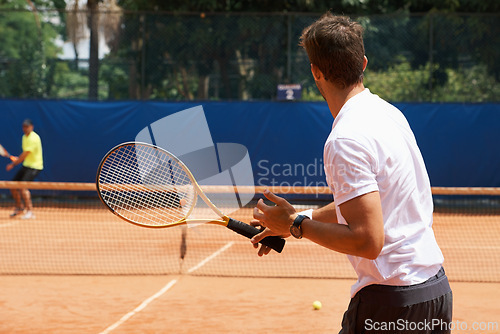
top-left (227, 218), bottom-right (285, 253)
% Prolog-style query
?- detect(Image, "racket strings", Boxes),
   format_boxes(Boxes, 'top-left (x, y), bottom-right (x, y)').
top-left (98, 144), bottom-right (195, 226)
top-left (101, 145), bottom-right (191, 224)
top-left (100, 146), bottom-right (160, 223)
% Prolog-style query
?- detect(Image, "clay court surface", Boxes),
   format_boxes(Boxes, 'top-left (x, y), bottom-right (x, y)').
top-left (0, 276), bottom-right (499, 333)
top-left (1, 201), bottom-right (499, 333)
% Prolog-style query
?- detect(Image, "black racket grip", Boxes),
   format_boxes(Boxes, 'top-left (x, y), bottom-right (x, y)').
top-left (227, 218), bottom-right (285, 253)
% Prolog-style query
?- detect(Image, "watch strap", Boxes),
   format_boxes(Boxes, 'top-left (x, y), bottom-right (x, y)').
top-left (290, 214), bottom-right (307, 239)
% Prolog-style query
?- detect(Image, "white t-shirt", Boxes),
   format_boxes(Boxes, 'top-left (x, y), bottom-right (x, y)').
top-left (323, 88), bottom-right (443, 297)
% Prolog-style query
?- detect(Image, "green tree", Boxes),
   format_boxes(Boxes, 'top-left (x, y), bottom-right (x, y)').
top-left (0, 0), bottom-right (62, 98)
top-left (107, 9), bottom-right (291, 100)
top-left (110, 1), bottom-right (498, 101)
top-left (117, 0), bottom-right (499, 14)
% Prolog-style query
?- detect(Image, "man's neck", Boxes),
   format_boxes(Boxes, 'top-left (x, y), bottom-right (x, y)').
top-left (326, 83), bottom-right (365, 118)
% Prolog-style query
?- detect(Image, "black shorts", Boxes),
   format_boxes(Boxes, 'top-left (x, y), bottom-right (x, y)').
top-left (340, 268), bottom-right (453, 334)
top-left (12, 166), bottom-right (42, 182)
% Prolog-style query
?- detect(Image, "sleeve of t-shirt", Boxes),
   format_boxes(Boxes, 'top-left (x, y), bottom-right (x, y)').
top-left (23, 136), bottom-right (38, 153)
top-left (324, 138), bottom-right (379, 205)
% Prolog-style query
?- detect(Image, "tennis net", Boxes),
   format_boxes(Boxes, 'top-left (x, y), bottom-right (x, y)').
top-left (0, 181), bottom-right (499, 282)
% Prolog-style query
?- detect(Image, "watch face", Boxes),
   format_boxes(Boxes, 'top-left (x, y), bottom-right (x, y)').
top-left (290, 225), bottom-right (302, 238)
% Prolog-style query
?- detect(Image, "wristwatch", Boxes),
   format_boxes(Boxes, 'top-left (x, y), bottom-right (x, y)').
top-left (290, 214), bottom-right (307, 239)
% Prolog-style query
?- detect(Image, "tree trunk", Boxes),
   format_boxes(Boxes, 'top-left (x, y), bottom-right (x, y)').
top-left (197, 75), bottom-right (209, 100)
top-left (87, 0), bottom-right (99, 100)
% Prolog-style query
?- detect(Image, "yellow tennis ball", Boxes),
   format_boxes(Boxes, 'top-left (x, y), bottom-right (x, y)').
top-left (312, 300), bottom-right (322, 310)
top-left (179, 199), bottom-right (187, 206)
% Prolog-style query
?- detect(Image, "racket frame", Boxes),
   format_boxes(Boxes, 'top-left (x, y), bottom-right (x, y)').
top-left (96, 142), bottom-right (251, 228)
top-left (96, 142), bottom-right (286, 253)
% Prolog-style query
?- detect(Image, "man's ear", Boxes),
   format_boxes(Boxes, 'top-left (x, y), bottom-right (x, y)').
top-left (310, 63), bottom-right (323, 81)
top-left (363, 56), bottom-right (368, 71)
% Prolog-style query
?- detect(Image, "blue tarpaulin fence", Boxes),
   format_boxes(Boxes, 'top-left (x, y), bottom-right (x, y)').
top-left (0, 100), bottom-right (498, 188)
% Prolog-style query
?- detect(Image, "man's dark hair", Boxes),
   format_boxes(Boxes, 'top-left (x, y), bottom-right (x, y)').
top-left (300, 13), bottom-right (365, 89)
top-left (22, 119), bottom-right (33, 126)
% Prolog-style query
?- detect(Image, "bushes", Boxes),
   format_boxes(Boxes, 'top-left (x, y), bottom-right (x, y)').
top-left (303, 59), bottom-right (500, 103)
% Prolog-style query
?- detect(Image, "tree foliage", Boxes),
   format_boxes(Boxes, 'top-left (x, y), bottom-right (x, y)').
top-left (116, 0), bottom-right (499, 13)
top-left (0, 0), bottom-right (498, 101)
top-left (0, 0), bottom-right (61, 97)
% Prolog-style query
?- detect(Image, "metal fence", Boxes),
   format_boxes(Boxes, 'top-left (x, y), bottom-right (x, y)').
top-left (0, 10), bottom-right (498, 102)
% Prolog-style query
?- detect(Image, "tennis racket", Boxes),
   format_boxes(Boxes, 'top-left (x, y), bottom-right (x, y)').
top-left (0, 144), bottom-right (16, 162)
top-left (96, 142), bottom-right (285, 253)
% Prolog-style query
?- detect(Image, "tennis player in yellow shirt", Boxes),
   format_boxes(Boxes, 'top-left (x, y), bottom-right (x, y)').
top-left (6, 119), bottom-right (43, 219)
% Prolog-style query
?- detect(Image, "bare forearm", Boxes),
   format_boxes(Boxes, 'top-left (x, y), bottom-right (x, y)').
top-left (14, 151), bottom-right (29, 165)
top-left (310, 202), bottom-right (338, 223)
top-left (251, 190), bottom-right (383, 259)
top-left (301, 218), bottom-right (380, 259)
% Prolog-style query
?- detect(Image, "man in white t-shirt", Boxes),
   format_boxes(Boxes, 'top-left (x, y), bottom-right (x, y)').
top-left (251, 13), bottom-right (452, 334)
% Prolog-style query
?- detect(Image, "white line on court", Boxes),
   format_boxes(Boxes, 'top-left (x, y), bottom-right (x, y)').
top-left (99, 279), bottom-right (178, 334)
top-left (187, 241), bottom-right (234, 274)
top-left (98, 241), bottom-right (234, 334)
top-left (0, 220), bottom-right (23, 228)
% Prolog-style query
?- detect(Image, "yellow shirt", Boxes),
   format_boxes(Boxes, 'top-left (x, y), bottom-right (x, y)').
top-left (22, 131), bottom-right (43, 170)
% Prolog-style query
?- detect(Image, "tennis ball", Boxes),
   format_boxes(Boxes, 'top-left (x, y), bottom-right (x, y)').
top-left (179, 199), bottom-right (187, 206)
top-left (312, 300), bottom-right (322, 310)
top-left (200, 12), bottom-right (206, 19)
